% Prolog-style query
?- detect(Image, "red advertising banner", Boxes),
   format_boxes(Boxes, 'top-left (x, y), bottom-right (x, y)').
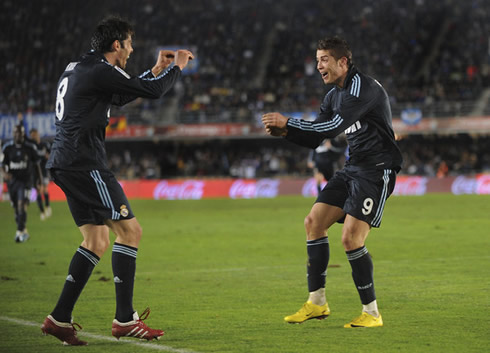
top-left (106, 125), bottom-right (155, 139)
top-left (392, 174), bottom-right (490, 195)
top-left (158, 124), bottom-right (255, 138)
top-left (392, 116), bottom-right (490, 135)
top-left (2, 175), bottom-right (490, 203)
top-left (103, 117), bottom-right (490, 140)
top-left (105, 123), bottom-right (266, 139)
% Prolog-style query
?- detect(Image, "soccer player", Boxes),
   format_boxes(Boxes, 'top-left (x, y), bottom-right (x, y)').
top-left (1, 125), bottom-right (42, 242)
top-left (262, 37), bottom-right (402, 328)
top-left (29, 128), bottom-right (52, 220)
top-left (308, 136), bottom-right (346, 194)
top-left (41, 16), bottom-right (194, 345)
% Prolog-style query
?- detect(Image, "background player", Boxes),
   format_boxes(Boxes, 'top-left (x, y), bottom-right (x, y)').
top-left (1, 125), bottom-right (42, 242)
top-left (41, 16), bottom-right (194, 345)
top-left (307, 136), bottom-right (347, 194)
top-left (262, 36), bottom-right (402, 328)
top-left (29, 128), bottom-right (52, 220)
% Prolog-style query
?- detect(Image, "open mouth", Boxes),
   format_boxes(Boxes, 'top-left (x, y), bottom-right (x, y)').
top-left (321, 72), bottom-right (328, 79)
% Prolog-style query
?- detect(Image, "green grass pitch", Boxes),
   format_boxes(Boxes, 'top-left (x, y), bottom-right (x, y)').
top-left (0, 194), bottom-right (489, 353)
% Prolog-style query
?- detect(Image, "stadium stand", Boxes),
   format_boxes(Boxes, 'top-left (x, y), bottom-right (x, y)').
top-left (1, 0), bottom-right (489, 178)
top-left (1, 0), bottom-right (488, 119)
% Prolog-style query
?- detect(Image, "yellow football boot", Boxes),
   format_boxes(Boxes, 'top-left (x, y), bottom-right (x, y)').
top-left (344, 312), bottom-right (383, 328)
top-left (284, 301), bottom-right (330, 323)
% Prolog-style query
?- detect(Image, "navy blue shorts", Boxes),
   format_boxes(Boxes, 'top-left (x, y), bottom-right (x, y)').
top-left (7, 179), bottom-right (31, 205)
top-left (316, 166), bottom-right (396, 228)
top-left (50, 169), bottom-right (134, 227)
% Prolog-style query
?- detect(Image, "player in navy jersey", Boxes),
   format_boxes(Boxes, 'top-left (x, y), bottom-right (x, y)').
top-left (1, 125), bottom-right (42, 242)
top-left (29, 129), bottom-right (52, 220)
top-left (41, 16), bottom-right (194, 345)
top-left (262, 37), bottom-right (402, 328)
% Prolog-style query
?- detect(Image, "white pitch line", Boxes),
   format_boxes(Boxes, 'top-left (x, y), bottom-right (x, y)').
top-left (0, 316), bottom-right (201, 353)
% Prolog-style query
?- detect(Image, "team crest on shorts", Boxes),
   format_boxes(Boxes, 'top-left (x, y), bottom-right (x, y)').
top-left (120, 205), bottom-right (129, 217)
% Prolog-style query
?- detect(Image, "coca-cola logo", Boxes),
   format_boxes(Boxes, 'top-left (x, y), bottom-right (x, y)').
top-left (229, 179), bottom-right (279, 199)
top-left (229, 180), bottom-right (256, 199)
top-left (393, 177), bottom-right (427, 196)
top-left (451, 176), bottom-right (477, 195)
top-left (476, 175), bottom-right (490, 194)
top-left (302, 178), bottom-right (322, 197)
top-left (256, 179), bottom-right (280, 198)
top-left (153, 180), bottom-right (204, 200)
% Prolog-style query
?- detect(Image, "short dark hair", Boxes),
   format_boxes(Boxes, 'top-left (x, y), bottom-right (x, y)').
top-left (317, 37), bottom-right (353, 67)
top-left (91, 16), bottom-right (134, 53)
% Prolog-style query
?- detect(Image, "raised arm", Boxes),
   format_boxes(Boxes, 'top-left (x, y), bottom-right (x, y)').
top-left (107, 49), bottom-right (194, 106)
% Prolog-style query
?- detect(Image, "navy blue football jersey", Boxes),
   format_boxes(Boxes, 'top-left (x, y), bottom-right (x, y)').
top-left (1, 140), bottom-right (40, 182)
top-left (286, 66), bottom-right (402, 171)
top-left (47, 51), bottom-right (182, 171)
top-left (33, 140), bottom-right (50, 173)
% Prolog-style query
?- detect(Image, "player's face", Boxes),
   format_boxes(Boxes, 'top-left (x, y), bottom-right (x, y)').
top-left (316, 50), bottom-right (348, 87)
top-left (14, 128), bottom-right (24, 144)
top-left (116, 35), bottom-right (133, 69)
top-left (30, 130), bottom-right (40, 143)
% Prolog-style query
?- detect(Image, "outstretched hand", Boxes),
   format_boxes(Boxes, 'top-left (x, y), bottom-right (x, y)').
top-left (174, 49), bottom-right (195, 70)
top-left (152, 49), bottom-right (195, 76)
top-left (262, 112), bottom-right (288, 137)
top-left (152, 50), bottom-right (176, 76)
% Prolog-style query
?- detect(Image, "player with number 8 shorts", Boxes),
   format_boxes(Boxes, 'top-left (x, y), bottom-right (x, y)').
top-left (42, 16), bottom-right (194, 345)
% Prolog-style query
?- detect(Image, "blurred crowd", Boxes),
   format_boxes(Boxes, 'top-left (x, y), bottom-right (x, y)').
top-left (1, 0), bottom-right (489, 120)
top-left (105, 134), bottom-right (490, 180)
top-left (106, 139), bottom-right (309, 180)
top-left (2, 0), bottom-right (489, 180)
top-left (398, 134), bottom-right (490, 177)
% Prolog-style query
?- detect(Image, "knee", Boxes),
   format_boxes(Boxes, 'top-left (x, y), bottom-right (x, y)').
top-left (341, 236), bottom-right (355, 251)
top-left (98, 237), bottom-right (111, 254)
top-left (85, 236), bottom-right (110, 256)
top-left (132, 223), bottom-right (143, 242)
top-left (341, 226), bottom-right (360, 251)
top-left (118, 221), bottom-right (143, 244)
top-left (304, 214), bottom-right (314, 233)
top-left (304, 214), bottom-right (325, 238)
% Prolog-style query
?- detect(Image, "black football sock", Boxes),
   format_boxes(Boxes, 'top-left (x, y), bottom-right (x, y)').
top-left (347, 246), bottom-right (376, 304)
top-left (306, 237), bottom-right (330, 292)
top-left (44, 192), bottom-right (50, 207)
top-left (37, 193), bottom-right (45, 213)
top-left (18, 207), bottom-right (27, 231)
top-left (51, 247), bottom-right (99, 322)
top-left (14, 207), bottom-right (22, 231)
top-left (112, 242), bottom-right (137, 322)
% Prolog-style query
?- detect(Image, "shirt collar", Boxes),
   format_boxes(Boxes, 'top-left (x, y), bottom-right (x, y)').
top-left (342, 65), bottom-right (359, 89)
